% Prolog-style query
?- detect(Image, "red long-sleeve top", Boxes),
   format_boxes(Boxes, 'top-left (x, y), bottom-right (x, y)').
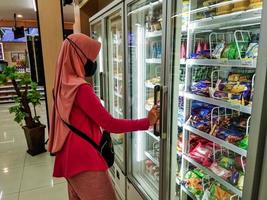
top-left (53, 84), bottom-right (150, 178)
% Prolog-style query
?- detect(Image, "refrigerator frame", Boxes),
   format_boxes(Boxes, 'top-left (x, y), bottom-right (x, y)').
top-left (164, 0), bottom-right (267, 199)
top-left (243, 1), bottom-right (267, 199)
top-left (105, 3), bottom-right (127, 174)
top-left (89, 1), bottom-right (128, 174)
top-left (124, 0), bottom-right (169, 199)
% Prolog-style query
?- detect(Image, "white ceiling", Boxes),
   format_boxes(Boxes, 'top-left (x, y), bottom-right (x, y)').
top-left (0, 0), bottom-right (74, 22)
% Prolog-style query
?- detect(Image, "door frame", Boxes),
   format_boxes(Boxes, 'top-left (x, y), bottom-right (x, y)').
top-left (124, 0), bottom-right (168, 199)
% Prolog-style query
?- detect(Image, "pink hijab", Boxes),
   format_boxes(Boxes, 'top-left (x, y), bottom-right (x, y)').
top-left (48, 33), bottom-right (101, 153)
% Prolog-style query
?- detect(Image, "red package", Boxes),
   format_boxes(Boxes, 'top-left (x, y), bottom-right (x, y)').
top-left (189, 142), bottom-right (213, 167)
top-left (209, 162), bottom-right (232, 180)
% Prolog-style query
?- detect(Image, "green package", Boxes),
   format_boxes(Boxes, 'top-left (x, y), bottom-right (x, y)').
top-left (236, 135), bottom-right (248, 150)
top-left (219, 156), bottom-right (235, 170)
top-left (228, 43), bottom-right (238, 60)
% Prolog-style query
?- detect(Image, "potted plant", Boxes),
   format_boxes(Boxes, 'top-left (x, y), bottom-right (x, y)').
top-left (0, 66), bottom-right (46, 156)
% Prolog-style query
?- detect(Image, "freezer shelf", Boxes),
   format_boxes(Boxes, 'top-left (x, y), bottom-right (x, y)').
top-left (146, 58), bottom-right (161, 64)
top-left (181, 185), bottom-right (197, 200)
top-left (183, 154), bottom-right (242, 197)
top-left (190, 7), bottom-right (262, 31)
top-left (187, 59), bottom-right (257, 69)
top-left (146, 31), bottom-right (162, 38)
top-left (144, 150), bottom-right (159, 166)
top-left (114, 91), bottom-right (123, 98)
top-left (145, 130), bottom-right (160, 141)
top-left (184, 92), bottom-right (252, 114)
top-left (184, 124), bottom-right (247, 157)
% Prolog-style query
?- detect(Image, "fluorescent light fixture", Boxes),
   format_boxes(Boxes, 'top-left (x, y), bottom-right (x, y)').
top-left (32, 0), bottom-right (37, 12)
top-left (98, 37), bottom-right (103, 72)
top-left (136, 24), bottom-right (145, 162)
top-left (17, 14), bottom-right (23, 18)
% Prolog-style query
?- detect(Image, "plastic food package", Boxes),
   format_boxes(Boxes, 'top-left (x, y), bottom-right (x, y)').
top-left (215, 128), bottom-right (244, 143)
top-left (236, 135), bottom-right (249, 150)
top-left (237, 173), bottom-right (244, 190)
top-left (245, 43), bottom-right (259, 59)
top-left (184, 169), bottom-right (205, 198)
top-left (209, 184), bottom-right (233, 200)
top-left (191, 80), bottom-right (211, 97)
top-left (230, 170), bottom-right (240, 185)
top-left (228, 43), bottom-right (238, 59)
top-left (249, 0), bottom-right (263, 8)
top-left (219, 156), bottom-right (235, 170)
top-left (232, 1), bottom-right (250, 12)
top-left (212, 42), bottom-right (225, 59)
top-left (189, 143), bottom-right (213, 167)
top-left (209, 162), bottom-right (232, 180)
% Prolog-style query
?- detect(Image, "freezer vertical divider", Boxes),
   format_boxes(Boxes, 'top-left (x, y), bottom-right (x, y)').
top-left (243, 1), bottom-right (267, 199)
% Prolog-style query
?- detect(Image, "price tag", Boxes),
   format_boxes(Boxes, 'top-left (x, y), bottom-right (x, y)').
top-left (217, 59), bottom-right (227, 66)
top-left (231, 104), bottom-right (241, 110)
top-left (241, 60), bottom-right (253, 67)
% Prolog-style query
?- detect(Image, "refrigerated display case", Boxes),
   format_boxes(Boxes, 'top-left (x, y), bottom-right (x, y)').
top-left (165, 0), bottom-right (267, 200)
top-left (90, 2), bottom-right (128, 200)
top-left (106, 6), bottom-right (126, 173)
top-left (126, 0), bottom-right (164, 199)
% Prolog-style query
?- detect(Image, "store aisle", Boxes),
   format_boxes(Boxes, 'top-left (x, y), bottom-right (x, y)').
top-left (0, 103), bottom-right (68, 200)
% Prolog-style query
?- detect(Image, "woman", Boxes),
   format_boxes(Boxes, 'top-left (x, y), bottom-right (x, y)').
top-left (48, 33), bottom-right (158, 200)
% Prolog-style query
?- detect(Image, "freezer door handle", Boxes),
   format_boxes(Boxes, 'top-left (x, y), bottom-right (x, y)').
top-left (100, 72), bottom-right (104, 101)
top-left (154, 85), bottom-right (161, 137)
top-left (160, 86), bottom-right (168, 140)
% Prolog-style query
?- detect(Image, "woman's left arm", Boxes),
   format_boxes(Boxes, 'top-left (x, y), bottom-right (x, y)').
top-left (75, 84), bottom-right (150, 133)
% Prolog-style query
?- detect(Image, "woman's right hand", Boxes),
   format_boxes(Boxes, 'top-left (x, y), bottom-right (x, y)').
top-left (148, 106), bottom-right (159, 126)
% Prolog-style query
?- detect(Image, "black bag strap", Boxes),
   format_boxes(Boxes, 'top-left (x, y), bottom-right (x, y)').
top-left (52, 90), bottom-right (101, 152)
top-left (62, 120), bottom-right (100, 152)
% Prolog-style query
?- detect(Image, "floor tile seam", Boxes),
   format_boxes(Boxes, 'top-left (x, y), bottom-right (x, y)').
top-left (18, 152), bottom-right (27, 199)
top-left (18, 181), bottom-right (66, 195)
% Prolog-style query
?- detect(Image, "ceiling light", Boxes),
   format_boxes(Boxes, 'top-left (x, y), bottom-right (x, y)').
top-left (17, 14), bottom-right (23, 18)
top-left (32, 0), bottom-right (37, 12)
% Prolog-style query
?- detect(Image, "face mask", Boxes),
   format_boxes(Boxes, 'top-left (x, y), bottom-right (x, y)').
top-left (66, 37), bottom-right (97, 77)
top-left (84, 59), bottom-right (97, 77)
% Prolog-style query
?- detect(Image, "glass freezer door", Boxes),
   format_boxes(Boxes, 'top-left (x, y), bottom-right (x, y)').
top-left (126, 0), bottom-right (163, 199)
top-left (166, 0), bottom-right (265, 199)
top-left (91, 21), bottom-right (105, 105)
top-left (107, 9), bottom-right (126, 171)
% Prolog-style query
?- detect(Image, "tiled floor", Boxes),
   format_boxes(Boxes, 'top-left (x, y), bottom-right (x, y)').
top-left (0, 103), bottom-right (68, 200)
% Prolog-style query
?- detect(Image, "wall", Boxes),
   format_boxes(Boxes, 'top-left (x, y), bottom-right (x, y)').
top-left (2, 42), bottom-right (27, 66)
top-left (73, 0), bottom-right (114, 35)
top-left (36, 0), bottom-right (64, 118)
top-left (0, 20), bottom-right (73, 29)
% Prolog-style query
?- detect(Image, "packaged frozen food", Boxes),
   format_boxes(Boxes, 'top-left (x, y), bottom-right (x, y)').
top-left (209, 184), bottom-right (233, 200)
top-left (232, 1), bottom-right (250, 12)
top-left (209, 162), bottom-right (232, 180)
top-left (212, 42), bottom-right (225, 59)
top-left (228, 43), bottom-right (238, 59)
top-left (190, 142), bottom-right (213, 167)
top-left (245, 42), bottom-right (259, 59)
top-left (191, 80), bottom-right (211, 97)
top-left (184, 169), bottom-right (205, 198)
top-left (249, 0), bottom-right (263, 8)
top-left (230, 170), bottom-right (240, 185)
top-left (237, 173), bottom-right (244, 190)
top-left (215, 128), bottom-right (244, 143)
top-left (219, 156), bottom-right (235, 170)
top-left (236, 135), bottom-right (249, 150)
top-left (217, 2), bottom-right (233, 15)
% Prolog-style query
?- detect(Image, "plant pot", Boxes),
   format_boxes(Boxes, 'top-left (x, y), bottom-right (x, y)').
top-left (23, 125), bottom-right (46, 156)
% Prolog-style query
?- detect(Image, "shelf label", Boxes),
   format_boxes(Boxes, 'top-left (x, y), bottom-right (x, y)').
top-left (241, 60), bottom-right (253, 67)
